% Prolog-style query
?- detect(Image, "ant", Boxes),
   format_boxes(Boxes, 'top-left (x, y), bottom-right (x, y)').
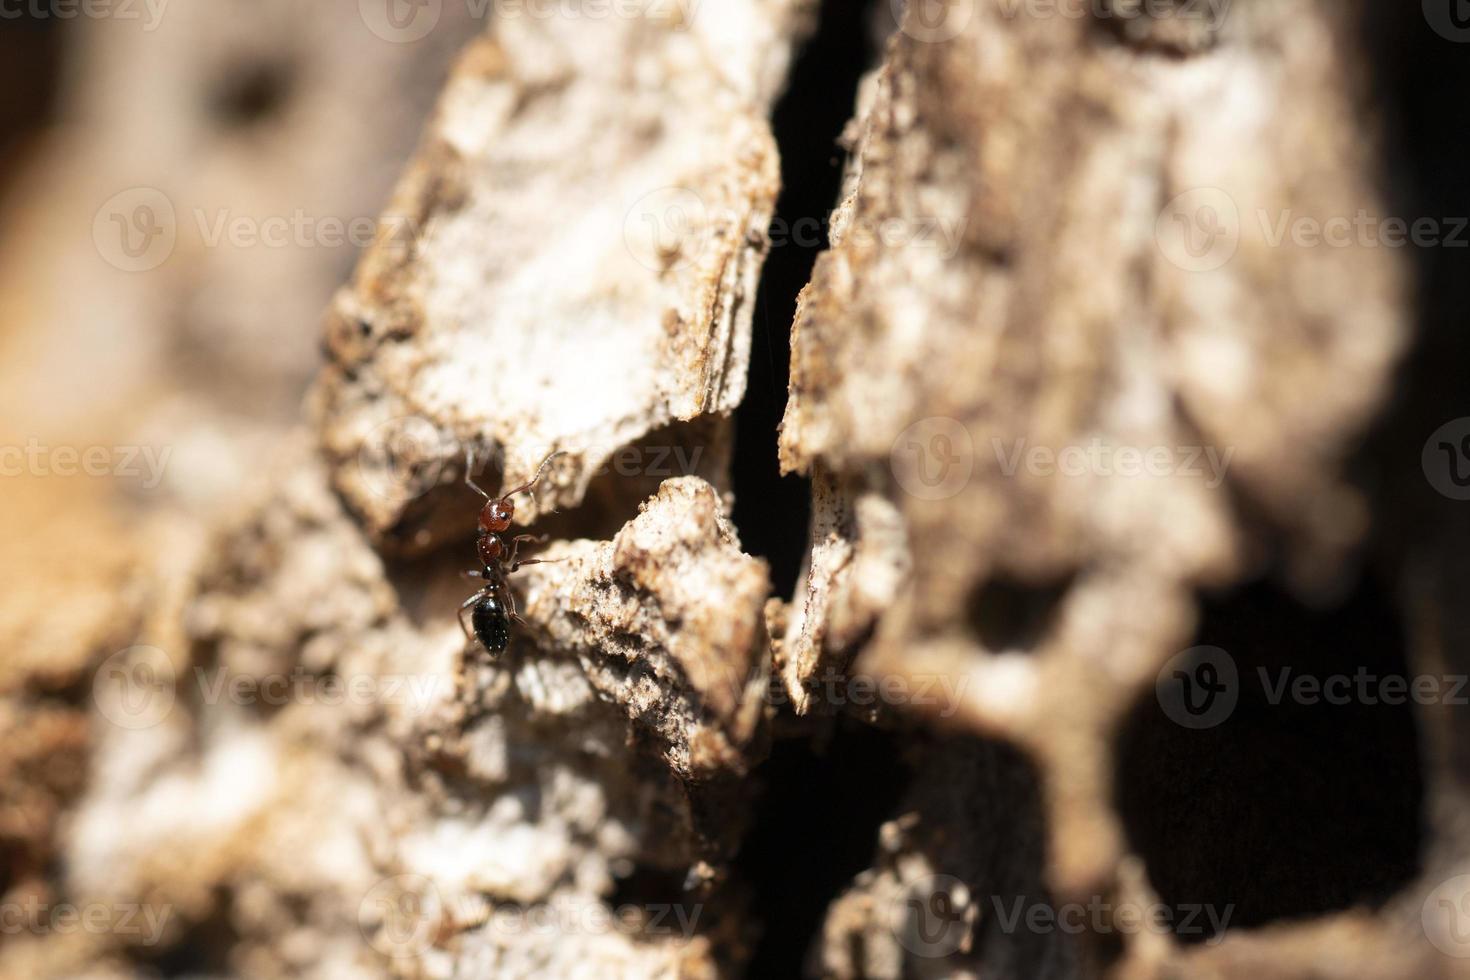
top-left (458, 449), bottom-right (565, 655)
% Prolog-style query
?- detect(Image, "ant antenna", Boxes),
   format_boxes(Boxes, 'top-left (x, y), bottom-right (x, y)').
top-left (502, 450), bottom-right (568, 500)
top-left (464, 447), bottom-right (493, 501)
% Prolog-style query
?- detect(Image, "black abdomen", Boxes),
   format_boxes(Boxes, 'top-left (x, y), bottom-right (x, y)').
top-left (472, 594), bottom-right (511, 653)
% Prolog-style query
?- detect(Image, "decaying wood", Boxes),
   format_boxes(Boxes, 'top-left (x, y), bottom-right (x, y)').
top-left (519, 477), bottom-right (771, 781)
top-left (317, 5), bottom-right (814, 542)
top-left (2, 1), bottom-right (1466, 978)
top-left (779, 4), bottom-right (1444, 979)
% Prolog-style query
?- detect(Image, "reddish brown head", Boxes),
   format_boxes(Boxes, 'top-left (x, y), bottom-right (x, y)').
top-left (479, 499), bottom-right (514, 534)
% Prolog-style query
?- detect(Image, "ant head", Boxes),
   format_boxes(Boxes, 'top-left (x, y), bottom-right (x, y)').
top-left (479, 498), bottom-right (514, 534)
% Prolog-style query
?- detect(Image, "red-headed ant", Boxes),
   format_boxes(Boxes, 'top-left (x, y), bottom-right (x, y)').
top-left (458, 449), bottom-right (565, 654)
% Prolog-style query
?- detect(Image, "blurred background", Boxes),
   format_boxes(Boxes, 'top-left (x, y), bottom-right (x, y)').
top-left (0, 0), bottom-right (482, 963)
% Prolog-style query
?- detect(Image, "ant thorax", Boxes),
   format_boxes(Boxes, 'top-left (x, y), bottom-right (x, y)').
top-left (477, 533), bottom-right (504, 566)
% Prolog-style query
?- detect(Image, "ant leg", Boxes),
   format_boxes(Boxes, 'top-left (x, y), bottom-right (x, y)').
top-left (461, 568), bottom-right (487, 581)
top-left (511, 557), bottom-right (563, 574)
top-left (504, 533), bottom-right (550, 569)
top-left (458, 590), bottom-right (485, 642)
top-left (500, 451), bottom-right (568, 500)
top-left (464, 448), bottom-right (493, 501)
top-left (504, 588), bottom-right (528, 628)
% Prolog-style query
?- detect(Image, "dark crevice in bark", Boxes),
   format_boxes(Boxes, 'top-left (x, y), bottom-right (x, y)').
top-left (135, 886), bottom-right (242, 977)
top-left (1349, 0), bottom-right (1470, 807)
top-left (0, 11), bottom-right (65, 197)
top-left (735, 719), bottom-right (912, 977)
top-left (730, 5), bottom-right (886, 973)
top-left (1114, 576), bottom-right (1425, 941)
top-left (729, 0), bottom-right (877, 600)
top-left (968, 573), bottom-right (1076, 655)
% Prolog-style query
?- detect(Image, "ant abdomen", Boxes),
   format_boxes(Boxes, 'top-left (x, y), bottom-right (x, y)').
top-left (472, 592), bottom-right (511, 653)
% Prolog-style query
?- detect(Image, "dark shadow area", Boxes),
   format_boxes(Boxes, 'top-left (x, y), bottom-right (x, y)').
top-left (1114, 577), bottom-right (1425, 942)
top-left (1354, 0), bottom-right (1470, 791)
top-left (134, 886), bottom-right (243, 978)
top-left (968, 573), bottom-right (1075, 654)
top-left (209, 58), bottom-right (296, 128)
top-left (729, 0), bottom-right (877, 600)
top-left (0, 15), bottom-right (65, 194)
top-left (735, 718), bottom-right (912, 977)
top-left (910, 734), bottom-right (1083, 979)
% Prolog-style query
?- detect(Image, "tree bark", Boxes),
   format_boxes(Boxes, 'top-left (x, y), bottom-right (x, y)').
top-left (1, 1), bottom-right (1466, 978)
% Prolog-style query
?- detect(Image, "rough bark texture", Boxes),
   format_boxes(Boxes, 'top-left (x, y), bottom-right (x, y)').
top-left (3, 0), bottom-right (1469, 978)
top-left (317, 5), bottom-right (811, 543)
